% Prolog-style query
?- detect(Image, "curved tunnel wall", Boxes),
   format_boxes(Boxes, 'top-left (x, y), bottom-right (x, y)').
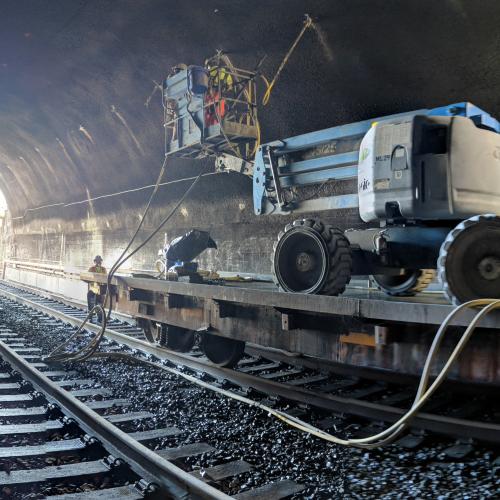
top-left (2, 0), bottom-right (500, 273)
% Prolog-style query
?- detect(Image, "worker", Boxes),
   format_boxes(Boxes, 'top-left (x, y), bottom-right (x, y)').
top-left (87, 255), bottom-right (106, 323)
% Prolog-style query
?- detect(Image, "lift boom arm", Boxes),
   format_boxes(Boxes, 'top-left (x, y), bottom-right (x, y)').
top-left (253, 102), bottom-right (500, 216)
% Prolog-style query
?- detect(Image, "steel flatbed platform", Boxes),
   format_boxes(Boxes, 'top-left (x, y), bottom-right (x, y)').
top-left (80, 272), bottom-right (500, 385)
top-left (91, 273), bottom-right (500, 330)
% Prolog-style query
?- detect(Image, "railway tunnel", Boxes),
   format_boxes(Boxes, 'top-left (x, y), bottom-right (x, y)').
top-left (0, 2), bottom-right (499, 498)
top-left (2, 1), bottom-right (500, 273)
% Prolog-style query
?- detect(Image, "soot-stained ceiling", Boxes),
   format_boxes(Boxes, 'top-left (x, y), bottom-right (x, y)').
top-left (1, 0), bottom-right (500, 218)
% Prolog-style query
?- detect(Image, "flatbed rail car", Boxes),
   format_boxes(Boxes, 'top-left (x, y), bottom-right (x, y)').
top-left (81, 272), bottom-right (500, 386)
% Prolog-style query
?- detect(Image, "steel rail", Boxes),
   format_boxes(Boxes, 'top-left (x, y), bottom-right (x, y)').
top-left (0, 339), bottom-right (230, 500)
top-left (0, 284), bottom-right (499, 444)
top-left (245, 345), bottom-right (500, 393)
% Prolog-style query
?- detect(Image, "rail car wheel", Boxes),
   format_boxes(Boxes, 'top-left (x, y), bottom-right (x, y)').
top-left (438, 214), bottom-right (500, 304)
top-left (160, 325), bottom-right (195, 352)
top-left (136, 318), bottom-right (156, 343)
top-left (273, 218), bottom-right (352, 295)
top-left (372, 269), bottom-right (436, 296)
top-left (201, 333), bottom-right (245, 368)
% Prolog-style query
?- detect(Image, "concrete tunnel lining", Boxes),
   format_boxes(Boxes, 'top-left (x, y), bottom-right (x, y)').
top-left (1, 0), bottom-right (500, 272)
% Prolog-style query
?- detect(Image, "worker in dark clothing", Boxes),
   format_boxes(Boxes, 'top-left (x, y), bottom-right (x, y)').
top-left (87, 255), bottom-right (106, 323)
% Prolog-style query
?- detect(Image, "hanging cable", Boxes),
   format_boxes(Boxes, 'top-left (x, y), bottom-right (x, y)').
top-left (44, 153), bottom-right (167, 363)
top-left (47, 291), bottom-right (500, 447)
top-left (44, 164), bottom-right (208, 364)
top-left (262, 14), bottom-right (313, 106)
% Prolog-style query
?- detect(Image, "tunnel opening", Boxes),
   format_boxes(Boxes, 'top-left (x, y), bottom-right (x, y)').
top-left (0, 188), bottom-right (9, 276)
top-left (0, 189), bottom-right (7, 214)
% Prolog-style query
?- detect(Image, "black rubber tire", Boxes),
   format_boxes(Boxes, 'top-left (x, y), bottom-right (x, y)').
top-left (201, 333), bottom-right (245, 368)
top-left (438, 214), bottom-right (500, 304)
top-left (372, 269), bottom-right (436, 296)
top-left (272, 218), bottom-right (352, 295)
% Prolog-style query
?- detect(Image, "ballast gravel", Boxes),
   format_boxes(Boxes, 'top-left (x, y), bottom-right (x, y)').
top-left (0, 299), bottom-right (498, 499)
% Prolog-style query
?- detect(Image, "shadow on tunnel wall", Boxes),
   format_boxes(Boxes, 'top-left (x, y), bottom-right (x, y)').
top-left (1, 0), bottom-right (500, 273)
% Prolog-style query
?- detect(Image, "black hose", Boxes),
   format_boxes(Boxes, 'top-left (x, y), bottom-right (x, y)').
top-left (45, 159), bottom-right (207, 364)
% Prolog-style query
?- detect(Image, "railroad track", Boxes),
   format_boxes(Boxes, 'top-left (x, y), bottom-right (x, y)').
top-left (0, 278), bottom-right (498, 455)
top-left (0, 328), bottom-right (231, 498)
top-left (0, 323), bottom-right (308, 498)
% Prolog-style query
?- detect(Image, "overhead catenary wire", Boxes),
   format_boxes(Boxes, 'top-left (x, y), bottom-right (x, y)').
top-left (11, 172), bottom-right (224, 221)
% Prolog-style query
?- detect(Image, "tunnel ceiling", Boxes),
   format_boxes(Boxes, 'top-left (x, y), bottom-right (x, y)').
top-left (1, 0), bottom-right (500, 219)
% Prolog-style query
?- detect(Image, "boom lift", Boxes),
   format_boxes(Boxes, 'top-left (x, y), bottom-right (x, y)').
top-left (162, 56), bottom-right (500, 304)
top-left (254, 102), bottom-right (500, 303)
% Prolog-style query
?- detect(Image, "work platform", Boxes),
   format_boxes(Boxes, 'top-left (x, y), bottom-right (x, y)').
top-left (81, 272), bottom-right (500, 386)
top-left (94, 274), bottom-right (500, 328)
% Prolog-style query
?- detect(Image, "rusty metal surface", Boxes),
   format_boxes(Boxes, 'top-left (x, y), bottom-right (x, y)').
top-left (1, 278), bottom-right (499, 442)
top-left (7, 311), bottom-right (500, 444)
top-left (83, 272), bottom-right (500, 329)
top-left (5, 274), bottom-right (499, 385)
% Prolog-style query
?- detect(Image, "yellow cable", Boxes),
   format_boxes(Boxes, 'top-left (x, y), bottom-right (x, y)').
top-left (262, 14), bottom-right (313, 106)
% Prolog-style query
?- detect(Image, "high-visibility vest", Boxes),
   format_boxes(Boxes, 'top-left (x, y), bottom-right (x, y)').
top-left (204, 91), bottom-right (226, 126)
top-left (209, 67), bottom-right (233, 90)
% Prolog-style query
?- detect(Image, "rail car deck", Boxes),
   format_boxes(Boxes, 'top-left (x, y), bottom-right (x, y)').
top-left (86, 273), bottom-right (500, 328)
top-left (80, 273), bottom-right (500, 386)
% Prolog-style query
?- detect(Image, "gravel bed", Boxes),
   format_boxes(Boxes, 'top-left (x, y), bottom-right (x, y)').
top-left (0, 300), bottom-right (498, 499)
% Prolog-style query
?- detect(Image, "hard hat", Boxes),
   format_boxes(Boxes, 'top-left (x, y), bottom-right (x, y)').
top-left (94, 255), bottom-right (103, 263)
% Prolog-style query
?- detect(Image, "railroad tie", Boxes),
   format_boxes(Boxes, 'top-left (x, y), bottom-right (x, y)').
top-left (127, 426), bottom-right (182, 443)
top-left (48, 485), bottom-right (143, 499)
top-left (56, 379), bottom-right (95, 388)
top-left (86, 399), bottom-right (132, 411)
top-left (0, 382), bottom-right (22, 393)
top-left (191, 460), bottom-right (252, 482)
top-left (69, 387), bottom-right (112, 397)
top-left (0, 420), bottom-right (63, 436)
top-left (0, 460), bottom-right (109, 486)
top-left (0, 438), bottom-right (85, 459)
top-left (0, 406), bottom-right (47, 421)
top-left (105, 411), bottom-right (154, 424)
top-left (235, 479), bottom-right (306, 499)
top-left (156, 442), bottom-right (215, 460)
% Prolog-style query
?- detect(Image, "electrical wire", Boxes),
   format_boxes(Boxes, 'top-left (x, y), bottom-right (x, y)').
top-left (147, 298), bottom-right (500, 448)
top-left (44, 152), bottom-right (167, 363)
top-left (11, 172), bottom-right (223, 221)
top-left (40, 15), bottom-right (496, 446)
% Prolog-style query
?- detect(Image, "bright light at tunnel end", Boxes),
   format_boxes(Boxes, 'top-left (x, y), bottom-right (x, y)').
top-left (0, 190), bottom-right (8, 213)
